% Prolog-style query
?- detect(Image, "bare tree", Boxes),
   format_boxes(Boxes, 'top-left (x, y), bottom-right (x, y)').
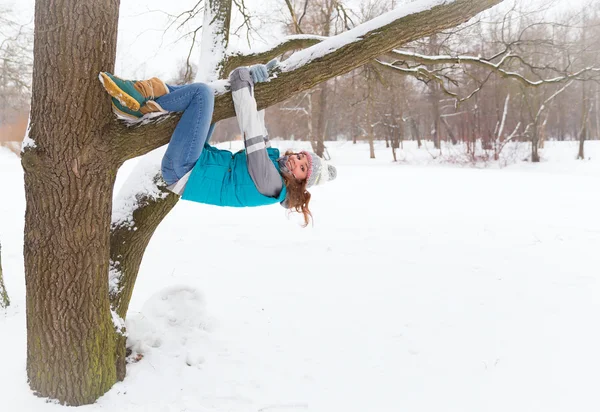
top-left (0, 6), bottom-right (33, 149)
top-left (0, 241), bottom-right (9, 309)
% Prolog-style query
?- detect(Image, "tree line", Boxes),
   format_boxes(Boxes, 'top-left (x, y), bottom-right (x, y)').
top-left (206, 0), bottom-right (600, 162)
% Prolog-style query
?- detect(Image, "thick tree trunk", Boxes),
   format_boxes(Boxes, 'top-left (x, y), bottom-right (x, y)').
top-left (21, 0), bottom-right (120, 405)
top-left (0, 242), bottom-right (9, 308)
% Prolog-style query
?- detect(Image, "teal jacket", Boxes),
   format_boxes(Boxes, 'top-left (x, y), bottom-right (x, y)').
top-left (181, 144), bottom-right (287, 207)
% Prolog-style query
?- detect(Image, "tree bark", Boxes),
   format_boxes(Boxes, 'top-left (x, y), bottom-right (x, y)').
top-left (21, 0), bottom-right (120, 405)
top-left (315, 82), bottom-right (328, 157)
top-left (109, 180), bottom-right (180, 379)
top-left (0, 241), bottom-right (9, 308)
top-left (577, 85), bottom-right (589, 160)
top-left (367, 79), bottom-right (375, 159)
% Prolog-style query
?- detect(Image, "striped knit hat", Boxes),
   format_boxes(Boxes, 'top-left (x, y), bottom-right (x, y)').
top-left (301, 151), bottom-right (337, 188)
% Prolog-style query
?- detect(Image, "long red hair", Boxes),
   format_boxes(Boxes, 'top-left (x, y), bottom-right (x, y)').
top-left (282, 150), bottom-right (313, 227)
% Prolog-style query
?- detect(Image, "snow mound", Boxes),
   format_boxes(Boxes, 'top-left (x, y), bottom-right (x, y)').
top-left (126, 286), bottom-right (216, 367)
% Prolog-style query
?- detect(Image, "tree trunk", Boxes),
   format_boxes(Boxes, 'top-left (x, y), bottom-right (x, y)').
top-left (315, 82), bottom-right (328, 157)
top-left (109, 181), bottom-right (180, 379)
top-left (410, 117), bottom-right (421, 148)
top-left (441, 116), bottom-right (457, 145)
top-left (21, 0), bottom-right (120, 405)
top-left (577, 83), bottom-right (588, 160)
top-left (0, 241), bottom-right (9, 308)
top-left (367, 79), bottom-right (375, 159)
top-left (531, 122), bottom-right (540, 162)
top-left (200, 0), bottom-right (232, 81)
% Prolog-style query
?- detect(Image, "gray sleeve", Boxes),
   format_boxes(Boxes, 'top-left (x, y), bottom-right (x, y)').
top-left (230, 67), bottom-right (283, 198)
top-left (246, 146), bottom-right (283, 198)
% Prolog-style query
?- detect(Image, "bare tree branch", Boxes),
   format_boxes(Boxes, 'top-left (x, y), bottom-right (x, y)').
top-left (387, 49), bottom-right (600, 87)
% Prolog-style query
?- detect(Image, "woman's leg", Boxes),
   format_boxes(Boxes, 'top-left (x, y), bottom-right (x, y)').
top-left (157, 83), bottom-right (215, 185)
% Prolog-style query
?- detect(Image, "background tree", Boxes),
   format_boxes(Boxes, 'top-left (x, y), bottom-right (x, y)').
top-left (0, 241), bottom-right (9, 309)
top-left (247, 0), bottom-right (600, 163)
top-left (0, 6), bottom-right (33, 155)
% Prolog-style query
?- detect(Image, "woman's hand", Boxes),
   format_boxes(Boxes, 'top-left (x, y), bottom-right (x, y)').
top-left (248, 59), bottom-right (280, 84)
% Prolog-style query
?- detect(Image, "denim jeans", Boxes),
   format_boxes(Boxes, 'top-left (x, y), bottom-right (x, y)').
top-left (158, 83), bottom-right (216, 185)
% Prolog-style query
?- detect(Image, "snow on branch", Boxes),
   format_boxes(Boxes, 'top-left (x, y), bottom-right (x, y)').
top-left (222, 34), bottom-right (325, 76)
top-left (280, 0), bottom-right (454, 71)
top-left (109, 147), bottom-right (180, 317)
top-left (112, 147), bottom-right (170, 229)
top-left (110, 0), bottom-right (503, 162)
top-left (196, 0), bottom-right (232, 83)
top-left (387, 49), bottom-right (600, 87)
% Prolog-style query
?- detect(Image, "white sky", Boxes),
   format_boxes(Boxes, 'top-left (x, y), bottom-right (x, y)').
top-left (0, 0), bottom-right (591, 81)
top-left (2, 0), bottom-right (286, 80)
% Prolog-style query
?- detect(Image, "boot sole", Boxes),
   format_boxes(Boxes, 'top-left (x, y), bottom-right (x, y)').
top-left (99, 72), bottom-right (141, 111)
top-left (111, 102), bottom-right (142, 120)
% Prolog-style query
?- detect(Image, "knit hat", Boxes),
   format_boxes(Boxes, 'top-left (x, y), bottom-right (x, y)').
top-left (301, 151), bottom-right (337, 188)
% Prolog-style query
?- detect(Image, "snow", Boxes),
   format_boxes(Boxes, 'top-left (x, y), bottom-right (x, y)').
top-left (196, 2), bottom-right (227, 83)
top-left (112, 146), bottom-right (169, 228)
top-left (20, 114), bottom-right (35, 150)
top-left (281, 0), bottom-right (453, 72)
top-left (1, 140), bottom-right (600, 411)
top-left (227, 34), bottom-right (327, 56)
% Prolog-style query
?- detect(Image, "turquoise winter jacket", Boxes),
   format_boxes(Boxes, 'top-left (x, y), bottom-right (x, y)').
top-left (181, 144), bottom-right (287, 207)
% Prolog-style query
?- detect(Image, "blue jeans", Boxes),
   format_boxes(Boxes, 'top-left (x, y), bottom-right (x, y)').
top-left (158, 83), bottom-right (216, 185)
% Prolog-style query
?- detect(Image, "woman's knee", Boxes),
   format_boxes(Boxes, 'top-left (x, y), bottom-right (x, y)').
top-left (191, 83), bottom-right (214, 105)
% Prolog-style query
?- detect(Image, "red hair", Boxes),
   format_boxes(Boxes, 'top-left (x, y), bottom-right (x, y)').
top-left (282, 150), bottom-right (312, 227)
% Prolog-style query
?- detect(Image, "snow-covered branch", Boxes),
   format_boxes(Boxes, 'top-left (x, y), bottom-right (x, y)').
top-left (387, 49), bottom-right (600, 87)
top-left (222, 35), bottom-right (324, 77)
top-left (109, 149), bottom-right (179, 318)
top-left (109, 0), bottom-right (503, 163)
top-left (196, 0), bottom-right (232, 83)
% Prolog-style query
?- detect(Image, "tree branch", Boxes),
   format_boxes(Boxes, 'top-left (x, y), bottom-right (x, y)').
top-left (221, 35), bottom-right (324, 77)
top-left (108, 0), bottom-right (503, 165)
top-left (387, 49), bottom-right (600, 87)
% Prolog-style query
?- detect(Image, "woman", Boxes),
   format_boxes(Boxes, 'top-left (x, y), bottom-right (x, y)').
top-left (99, 64), bottom-right (336, 226)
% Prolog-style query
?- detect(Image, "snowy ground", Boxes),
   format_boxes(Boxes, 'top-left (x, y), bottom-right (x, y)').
top-left (1, 140), bottom-right (600, 412)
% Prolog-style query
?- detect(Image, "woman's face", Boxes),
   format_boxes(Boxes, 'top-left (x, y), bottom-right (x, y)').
top-left (286, 152), bottom-right (309, 181)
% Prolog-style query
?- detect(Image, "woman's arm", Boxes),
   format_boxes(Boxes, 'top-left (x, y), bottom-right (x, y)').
top-left (230, 68), bottom-right (283, 197)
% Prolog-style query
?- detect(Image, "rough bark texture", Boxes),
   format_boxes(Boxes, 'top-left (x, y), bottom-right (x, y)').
top-left (109, 181), bottom-right (180, 380)
top-left (0, 242), bottom-right (9, 308)
top-left (21, 0), bottom-right (120, 405)
top-left (221, 38), bottom-right (322, 78)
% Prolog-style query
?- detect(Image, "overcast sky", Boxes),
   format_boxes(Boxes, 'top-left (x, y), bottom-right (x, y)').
top-left (2, 0), bottom-right (286, 80)
top-left (0, 0), bottom-right (591, 81)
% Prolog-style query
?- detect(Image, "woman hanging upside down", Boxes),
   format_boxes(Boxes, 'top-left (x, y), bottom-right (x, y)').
top-left (98, 62), bottom-right (336, 226)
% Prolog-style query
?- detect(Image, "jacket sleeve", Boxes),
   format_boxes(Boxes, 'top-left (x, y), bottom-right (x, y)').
top-left (230, 68), bottom-right (283, 198)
